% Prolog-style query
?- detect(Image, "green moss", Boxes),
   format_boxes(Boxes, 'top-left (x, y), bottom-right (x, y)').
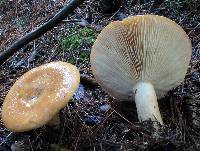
top-left (193, 143), bottom-right (200, 150)
top-left (165, 0), bottom-right (192, 7)
top-left (0, 0), bottom-right (6, 4)
top-left (60, 28), bottom-right (97, 64)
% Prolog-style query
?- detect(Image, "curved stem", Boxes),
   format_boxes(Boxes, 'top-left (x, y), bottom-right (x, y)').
top-left (133, 82), bottom-right (163, 125)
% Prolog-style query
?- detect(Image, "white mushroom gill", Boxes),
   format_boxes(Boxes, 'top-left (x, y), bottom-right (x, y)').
top-left (90, 15), bottom-right (192, 127)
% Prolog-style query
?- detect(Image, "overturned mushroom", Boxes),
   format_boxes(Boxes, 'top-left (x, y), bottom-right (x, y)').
top-left (2, 61), bottom-right (80, 132)
top-left (90, 15), bottom-right (192, 125)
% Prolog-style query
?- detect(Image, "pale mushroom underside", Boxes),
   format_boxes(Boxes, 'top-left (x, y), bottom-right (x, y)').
top-left (91, 15), bottom-right (192, 101)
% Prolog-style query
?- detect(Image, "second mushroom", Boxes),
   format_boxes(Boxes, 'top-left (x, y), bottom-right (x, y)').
top-left (2, 61), bottom-right (80, 132)
top-left (90, 15), bottom-right (192, 125)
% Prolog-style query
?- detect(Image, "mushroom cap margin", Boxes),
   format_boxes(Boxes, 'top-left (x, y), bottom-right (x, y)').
top-left (2, 61), bottom-right (80, 132)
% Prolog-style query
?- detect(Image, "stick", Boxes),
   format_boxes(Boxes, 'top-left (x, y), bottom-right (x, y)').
top-left (80, 74), bottom-right (99, 88)
top-left (0, 0), bottom-right (85, 66)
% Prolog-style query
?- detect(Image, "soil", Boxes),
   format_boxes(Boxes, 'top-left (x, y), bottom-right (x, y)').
top-left (0, 0), bottom-right (200, 151)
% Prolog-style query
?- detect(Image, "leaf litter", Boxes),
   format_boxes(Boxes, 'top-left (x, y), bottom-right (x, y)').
top-left (0, 0), bottom-right (200, 150)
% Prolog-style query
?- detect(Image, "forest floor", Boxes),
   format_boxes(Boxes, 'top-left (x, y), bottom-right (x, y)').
top-left (0, 0), bottom-right (200, 151)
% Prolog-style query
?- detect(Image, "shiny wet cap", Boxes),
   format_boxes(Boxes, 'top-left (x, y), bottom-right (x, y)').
top-left (2, 61), bottom-right (80, 132)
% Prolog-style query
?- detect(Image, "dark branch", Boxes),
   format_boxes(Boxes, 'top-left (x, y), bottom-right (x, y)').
top-left (80, 74), bottom-right (99, 88)
top-left (0, 0), bottom-right (85, 66)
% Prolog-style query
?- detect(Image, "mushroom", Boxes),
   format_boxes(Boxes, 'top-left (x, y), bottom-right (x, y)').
top-left (90, 15), bottom-right (192, 125)
top-left (2, 61), bottom-right (80, 132)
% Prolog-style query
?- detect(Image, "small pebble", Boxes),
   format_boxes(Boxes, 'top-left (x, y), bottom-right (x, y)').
top-left (100, 104), bottom-right (111, 112)
top-left (82, 115), bottom-right (102, 126)
top-left (116, 12), bottom-right (127, 21)
top-left (74, 84), bottom-right (85, 100)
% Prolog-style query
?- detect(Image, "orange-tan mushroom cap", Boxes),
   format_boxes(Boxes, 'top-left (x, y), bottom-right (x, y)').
top-left (90, 15), bottom-right (192, 101)
top-left (2, 61), bottom-right (80, 132)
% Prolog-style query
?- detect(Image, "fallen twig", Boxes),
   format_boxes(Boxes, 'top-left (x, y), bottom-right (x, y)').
top-left (0, 0), bottom-right (85, 66)
top-left (80, 74), bottom-right (99, 88)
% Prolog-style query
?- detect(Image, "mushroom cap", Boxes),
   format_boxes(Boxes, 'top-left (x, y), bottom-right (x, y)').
top-left (90, 15), bottom-right (192, 101)
top-left (2, 61), bottom-right (80, 132)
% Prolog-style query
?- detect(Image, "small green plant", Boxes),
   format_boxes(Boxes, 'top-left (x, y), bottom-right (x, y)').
top-left (190, 143), bottom-right (200, 150)
top-left (0, 0), bottom-right (6, 5)
top-left (165, 0), bottom-right (191, 7)
top-left (61, 28), bottom-right (97, 64)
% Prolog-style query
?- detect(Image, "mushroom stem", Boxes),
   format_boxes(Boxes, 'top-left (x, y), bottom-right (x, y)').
top-left (133, 82), bottom-right (163, 125)
top-left (48, 113), bottom-right (60, 127)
